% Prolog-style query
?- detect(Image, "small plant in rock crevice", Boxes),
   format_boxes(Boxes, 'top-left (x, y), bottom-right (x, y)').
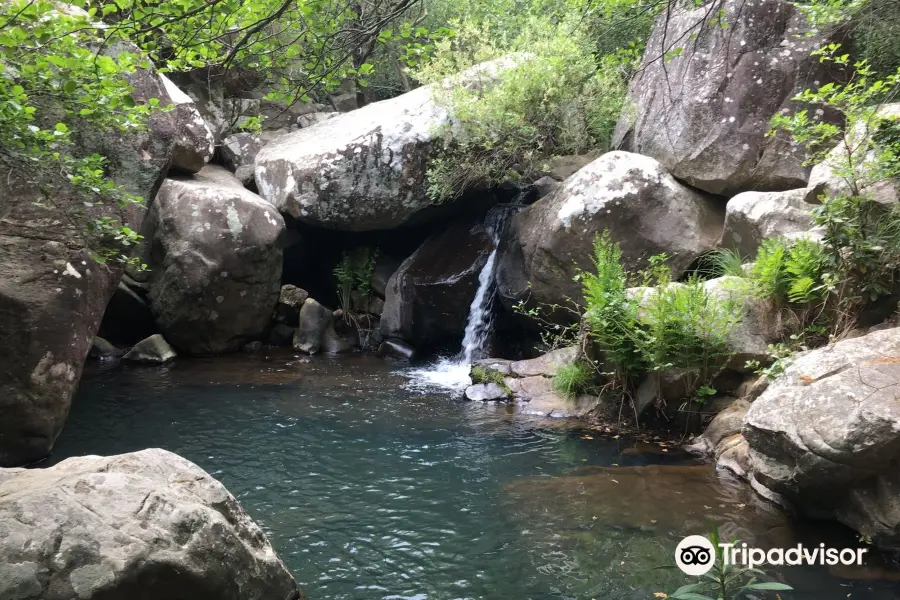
top-left (552, 361), bottom-right (594, 398)
top-left (470, 365), bottom-right (508, 387)
top-left (333, 247), bottom-right (379, 337)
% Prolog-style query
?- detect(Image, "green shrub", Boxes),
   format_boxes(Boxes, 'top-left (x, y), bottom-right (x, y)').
top-left (580, 232), bottom-right (740, 401)
top-left (767, 51), bottom-right (900, 338)
top-left (414, 17), bottom-right (631, 201)
top-left (552, 362), bottom-right (593, 398)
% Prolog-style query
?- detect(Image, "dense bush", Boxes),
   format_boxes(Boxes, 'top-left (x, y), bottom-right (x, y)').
top-left (580, 233), bottom-right (740, 406)
top-left (413, 16), bottom-right (636, 201)
top-left (765, 50), bottom-right (900, 339)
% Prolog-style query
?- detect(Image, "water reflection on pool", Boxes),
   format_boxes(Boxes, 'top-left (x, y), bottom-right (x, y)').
top-left (48, 353), bottom-right (900, 600)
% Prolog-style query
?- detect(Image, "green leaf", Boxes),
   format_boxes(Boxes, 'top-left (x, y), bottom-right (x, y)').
top-left (743, 582), bottom-right (794, 591)
top-left (63, 79), bottom-right (77, 94)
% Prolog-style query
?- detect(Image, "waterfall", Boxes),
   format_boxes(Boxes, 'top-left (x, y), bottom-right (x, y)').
top-left (405, 200), bottom-right (520, 393)
top-left (458, 206), bottom-right (508, 363)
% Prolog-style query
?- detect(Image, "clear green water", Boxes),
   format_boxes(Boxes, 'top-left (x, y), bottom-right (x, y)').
top-left (49, 353), bottom-right (900, 600)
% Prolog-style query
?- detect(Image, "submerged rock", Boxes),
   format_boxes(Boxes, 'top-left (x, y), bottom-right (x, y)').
top-left (253, 57), bottom-right (519, 231)
top-left (612, 0), bottom-right (847, 195)
top-left (138, 166), bottom-right (284, 355)
top-left (743, 327), bottom-right (900, 549)
top-left (0, 36), bottom-right (176, 467)
top-left (123, 334), bottom-right (177, 364)
top-left (89, 336), bottom-right (124, 360)
top-left (376, 339), bottom-right (416, 360)
top-left (381, 223), bottom-right (493, 352)
top-left (0, 448), bottom-right (301, 600)
top-left (497, 151), bottom-right (723, 308)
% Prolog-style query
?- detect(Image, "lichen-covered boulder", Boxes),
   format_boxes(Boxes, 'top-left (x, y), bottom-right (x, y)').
top-left (612, 0), bottom-right (847, 196)
top-left (744, 327), bottom-right (900, 549)
top-left (719, 189), bottom-right (816, 257)
top-left (0, 33), bottom-right (176, 466)
top-left (140, 166), bottom-right (284, 355)
top-left (496, 151), bottom-right (723, 308)
top-left (159, 74), bottom-right (214, 173)
top-left (220, 130), bottom-right (291, 186)
top-left (380, 223), bottom-right (493, 351)
top-left (254, 57), bottom-right (518, 231)
top-left (0, 448), bottom-right (302, 600)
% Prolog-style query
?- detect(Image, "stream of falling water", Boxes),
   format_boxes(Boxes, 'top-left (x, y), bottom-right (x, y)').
top-left (406, 205), bottom-right (513, 392)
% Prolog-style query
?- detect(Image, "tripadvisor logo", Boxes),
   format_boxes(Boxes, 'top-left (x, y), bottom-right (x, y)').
top-left (675, 535), bottom-right (869, 575)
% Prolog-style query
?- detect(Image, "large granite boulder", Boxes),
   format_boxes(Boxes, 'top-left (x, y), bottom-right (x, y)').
top-left (719, 189), bottom-right (817, 258)
top-left (220, 130), bottom-right (291, 186)
top-left (0, 448), bottom-right (301, 600)
top-left (0, 31), bottom-right (175, 466)
top-left (743, 327), bottom-right (900, 549)
top-left (139, 166), bottom-right (284, 355)
top-left (159, 74), bottom-right (215, 174)
top-left (612, 0), bottom-right (847, 196)
top-left (496, 151), bottom-right (723, 308)
top-left (254, 57), bottom-right (518, 231)
top-left (381, 223), bottom-right (493, 351)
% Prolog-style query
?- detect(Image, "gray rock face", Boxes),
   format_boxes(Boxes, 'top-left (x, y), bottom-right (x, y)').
top-left (465, 383), bottom-right (509, 401)
top-left (292, 298), bottom-right (351, 354)
top-left (0, 448), bottom-right (301, 600)
top-left (743, 327), bottom-right (900, 549)
top-left (220, 130), bottom-right (291, 186)
top-left (805, 103), bottom-right (900, 205)
top-left (613, 0), bottom-right (847, 196)
top-left (160, 75), bottom-right (215, 173)
top-left (0, 41), bottom-right (176, 466)
top-left (254, 58), bottom-right (518, 231)
top-left (719, 189), bottom-right (816, 258)
top-left (497, 151), bottom-right (723, 308)
top-left (89, 337), bottom-right (124, 360)
top-left (380, 223), bottom-right (492, 351)
top-left (702, 276), bottom-right (783, 370)
top-left (509, 346), bottom-right (579, 377)
top-left (140, 166), bottom-right (284, 355)
top-left (122, 334), bottom-right (177, 364)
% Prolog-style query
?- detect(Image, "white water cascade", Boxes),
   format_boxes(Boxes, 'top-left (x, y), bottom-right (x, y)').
top-left (406, 205), bottom-right (513, 392)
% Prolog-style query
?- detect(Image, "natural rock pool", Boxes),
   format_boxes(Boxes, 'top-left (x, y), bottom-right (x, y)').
top-left (49, 353), bottom-right (900, 600)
